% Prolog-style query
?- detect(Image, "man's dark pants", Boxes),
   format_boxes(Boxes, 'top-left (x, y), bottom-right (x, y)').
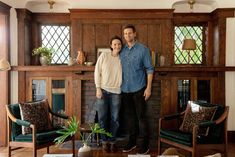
top-left (122, 87), bottom-right (149, 148)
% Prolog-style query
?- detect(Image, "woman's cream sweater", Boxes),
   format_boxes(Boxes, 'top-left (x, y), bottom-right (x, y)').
top-left (94, 52), bottom-right (122, 94)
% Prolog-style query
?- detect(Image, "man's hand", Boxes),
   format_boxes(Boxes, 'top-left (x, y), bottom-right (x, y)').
top-left (143, 87), bottom-right (151, 101)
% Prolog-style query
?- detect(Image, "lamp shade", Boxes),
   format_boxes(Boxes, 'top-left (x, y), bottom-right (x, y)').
top-left (182, 39), bottom-right (196, 50)
top-left (0, 58), bottom-right (11, 71)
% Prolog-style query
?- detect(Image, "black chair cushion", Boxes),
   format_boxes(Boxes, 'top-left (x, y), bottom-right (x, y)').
top-left (15, 128), bottom-right (64, 145)
top-left (160, 129), bottom-right (192, 146)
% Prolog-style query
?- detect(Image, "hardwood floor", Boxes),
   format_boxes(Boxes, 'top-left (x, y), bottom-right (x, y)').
top-left (0, 143), bottom-right (235, 157)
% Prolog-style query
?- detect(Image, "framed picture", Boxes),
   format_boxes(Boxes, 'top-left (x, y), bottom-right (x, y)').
top-left (97, 48), bottom-right (111, 60)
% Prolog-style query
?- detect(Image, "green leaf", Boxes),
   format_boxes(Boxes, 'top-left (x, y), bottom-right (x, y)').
top-left (54, 116), bottom-right (112, 146)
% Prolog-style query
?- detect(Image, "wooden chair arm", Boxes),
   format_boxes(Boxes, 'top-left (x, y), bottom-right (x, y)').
top-left (5, 105), bottom-right (31, 127)
top-left (214, 106), bottom-right (229, 125)
top-left (48, 107), bottom-right (69, 119)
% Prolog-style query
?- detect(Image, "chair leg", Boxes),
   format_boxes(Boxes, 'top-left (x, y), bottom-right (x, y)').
top-left (192, 150), bottom-right (196, 157)
top-left (224, 142), bottom-right (228, 157)
top-left (33, 148), bottom-right (37, 157)
top-left (47, 146), bottom-right (49, 153)
top-left (7, 145), bottom-right (11, 157)
top-left (157, 138), bottom-right (161, 155)
top-left (72, 136), bottom-right (75, 157)
top-left (96, 133), bottom-right (99, 146)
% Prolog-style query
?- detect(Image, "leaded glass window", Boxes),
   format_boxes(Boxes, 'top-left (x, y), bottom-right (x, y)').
top-left (174, 26), bottom-right (204, 64)
top-left (41, 25), bottom-right (70, 64)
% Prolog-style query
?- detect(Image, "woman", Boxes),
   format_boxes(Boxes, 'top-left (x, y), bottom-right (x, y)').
top-left (94, 35), bottom-right (123, 152)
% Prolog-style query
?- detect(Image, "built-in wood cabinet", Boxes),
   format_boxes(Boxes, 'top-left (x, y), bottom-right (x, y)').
top-left (176, 78), bottom-right (213, 112)
top-left (12, 8), bottom-right (235, 147)
top-left (27, 76), bottom-right (71, 126)
top-left (25, 72), bottom-right (74, 117)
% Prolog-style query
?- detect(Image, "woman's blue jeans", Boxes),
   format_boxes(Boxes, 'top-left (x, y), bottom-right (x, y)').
top-left (96, 89), bottom-right (121, 142)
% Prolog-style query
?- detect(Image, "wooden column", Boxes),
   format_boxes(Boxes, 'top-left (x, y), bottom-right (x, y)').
top-left (0, 1), bottom-right (11, 146)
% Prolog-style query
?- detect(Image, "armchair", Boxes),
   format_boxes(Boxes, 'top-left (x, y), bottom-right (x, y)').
top-left (5, 100), bottom-right (75, 157)
top-left (158, 101), bottom-right (229, 157)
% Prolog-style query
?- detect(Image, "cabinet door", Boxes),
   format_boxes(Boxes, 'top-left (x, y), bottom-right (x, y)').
top-left (28, 77), bottom-right (49, 102)
top-left (177, 78), bottom-right (212, 111)
top-left (50, 78), bottom-right (68, 127)
top-left (28, 77), bottom-right (69, 126)
top-left (177, 79), bottom-right (191, 111)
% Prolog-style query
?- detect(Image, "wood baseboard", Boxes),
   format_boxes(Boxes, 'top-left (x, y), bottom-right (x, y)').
top-left (228, 131), bottom-right (235, 143)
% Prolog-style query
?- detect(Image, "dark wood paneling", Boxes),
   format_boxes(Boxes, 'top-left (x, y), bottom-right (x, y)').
top-left (14, 9), bottom-right (235, 146)
top-left (173, 13), bottom-right (212, 25)
top-left (211, 8), bottom-right (235, 66)
top-left (108, 24), bottom-right (122, 39)
top-left (148, 24), bottom-right (161, 52)
top-left (70, 9), bottom-right (174, 19)
top-left (33, 13), bottom-right (70, 24)
top-left (82, 24), bottom-right (96, 62)
top-left (95, 24), bottom-right (109, 47)
top-left (0, 1), bottom-right (11, 13)
top-left (135, 24), bottom-right (148, 46)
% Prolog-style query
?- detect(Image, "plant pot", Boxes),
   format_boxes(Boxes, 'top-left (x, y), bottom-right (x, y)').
top-left (40, 56), bottom-right (49, 66)
top-left (78, 144), bottom-right (92, 157)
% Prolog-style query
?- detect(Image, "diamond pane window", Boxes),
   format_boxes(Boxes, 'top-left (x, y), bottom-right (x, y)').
top-left (41, 25), bottom-right (70, 64)
top-left (174, 26), bottom-right (203, 64)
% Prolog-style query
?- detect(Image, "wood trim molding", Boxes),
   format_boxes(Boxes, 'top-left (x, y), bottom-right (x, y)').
top-left (0, 1), bottom-right (11, 14)
top-left (11, 65), bottom-right (95, 72)
top-left (32, 13), bottom-right (70, 24)
top-left (11, 65), bottom-right (235, 72)
top-left (0, 1), bottom-right (11, 146)
top-left (211, 8), bottom-right (235, 19)
top-left (70, 9), bottom-right (174, 19)
top-left (173, 13), bottom-right (212, 25)
top-left (228, 131), bottom-right (235, 143)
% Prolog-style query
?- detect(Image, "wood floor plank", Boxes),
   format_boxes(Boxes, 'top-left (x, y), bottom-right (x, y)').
top-left (0, 143), bottom-right (235, 157)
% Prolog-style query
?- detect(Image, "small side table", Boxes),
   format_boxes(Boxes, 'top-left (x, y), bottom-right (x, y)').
top-left (43, 154), bottom-right (73, 157)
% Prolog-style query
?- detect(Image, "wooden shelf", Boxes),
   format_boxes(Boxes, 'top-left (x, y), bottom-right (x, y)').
top-left (11, 65), bottom-right (95, 72)
top-left (154, 66), bottom-right (235, 72)
top-left (11, 65), bottom-right (235, 72)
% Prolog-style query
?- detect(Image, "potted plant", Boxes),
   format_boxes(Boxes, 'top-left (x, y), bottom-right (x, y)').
top-left (54, 116), bottom-right (112, 157)
top-left (32, 47), bottom-right (54, 65)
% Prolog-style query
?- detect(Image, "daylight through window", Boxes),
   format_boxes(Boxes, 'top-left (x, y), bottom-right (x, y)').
top-left (41, 25), bottom-right (70, 64)
top-left (174, 26), bottom-right (203, 64)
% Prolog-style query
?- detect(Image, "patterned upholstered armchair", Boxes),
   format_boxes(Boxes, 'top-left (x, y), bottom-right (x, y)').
top-left (158, 101), bottom-right (229, 157)
top-left (5, 99), bottom-right (75, 157)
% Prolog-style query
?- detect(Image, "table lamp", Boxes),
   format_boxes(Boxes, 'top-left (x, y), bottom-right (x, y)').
top-left (182, 38), bottom-right (196, 63)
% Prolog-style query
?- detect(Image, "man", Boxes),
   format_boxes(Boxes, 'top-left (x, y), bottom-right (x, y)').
top-left (120, 24), bottom-right (154, 154)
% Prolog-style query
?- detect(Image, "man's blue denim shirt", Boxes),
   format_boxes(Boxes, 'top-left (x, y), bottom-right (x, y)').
top-left (120, 42), bottom-right (154, 93)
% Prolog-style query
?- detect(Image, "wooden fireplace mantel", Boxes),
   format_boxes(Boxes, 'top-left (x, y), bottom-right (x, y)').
top-left (11, 65), bottom-right (235, 72)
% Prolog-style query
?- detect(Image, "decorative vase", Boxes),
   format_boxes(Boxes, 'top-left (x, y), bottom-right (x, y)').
top-left (68, 57), bottom-right (76, 66)
top-left (78, 144), bottom-right (92, 157)
top-left (39, 56), bottom-right (49, 66)
top-left (160, 55), bottom-right (165, 66)
top-left (76, 50), bottom-right (85, 65)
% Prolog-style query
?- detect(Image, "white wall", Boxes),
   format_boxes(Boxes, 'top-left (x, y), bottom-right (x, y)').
top-left (226, 17), bottom-right (235, 130)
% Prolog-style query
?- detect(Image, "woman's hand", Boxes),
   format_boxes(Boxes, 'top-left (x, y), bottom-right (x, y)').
top-left (96, 88), bottom-right (103, 99)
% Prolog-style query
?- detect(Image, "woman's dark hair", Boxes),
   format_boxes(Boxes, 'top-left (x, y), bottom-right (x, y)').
top-left (123, 24), bottom-right (136, 33)
top-left (109, 35), bottom-right (123, 51)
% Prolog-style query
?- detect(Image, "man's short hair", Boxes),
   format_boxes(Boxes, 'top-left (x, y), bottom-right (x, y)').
top-left (123, 24), bottom-right (136, 33)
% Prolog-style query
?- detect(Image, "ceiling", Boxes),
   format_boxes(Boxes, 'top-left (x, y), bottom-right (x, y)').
top-left (2, 0), bottom-right (235, 13)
